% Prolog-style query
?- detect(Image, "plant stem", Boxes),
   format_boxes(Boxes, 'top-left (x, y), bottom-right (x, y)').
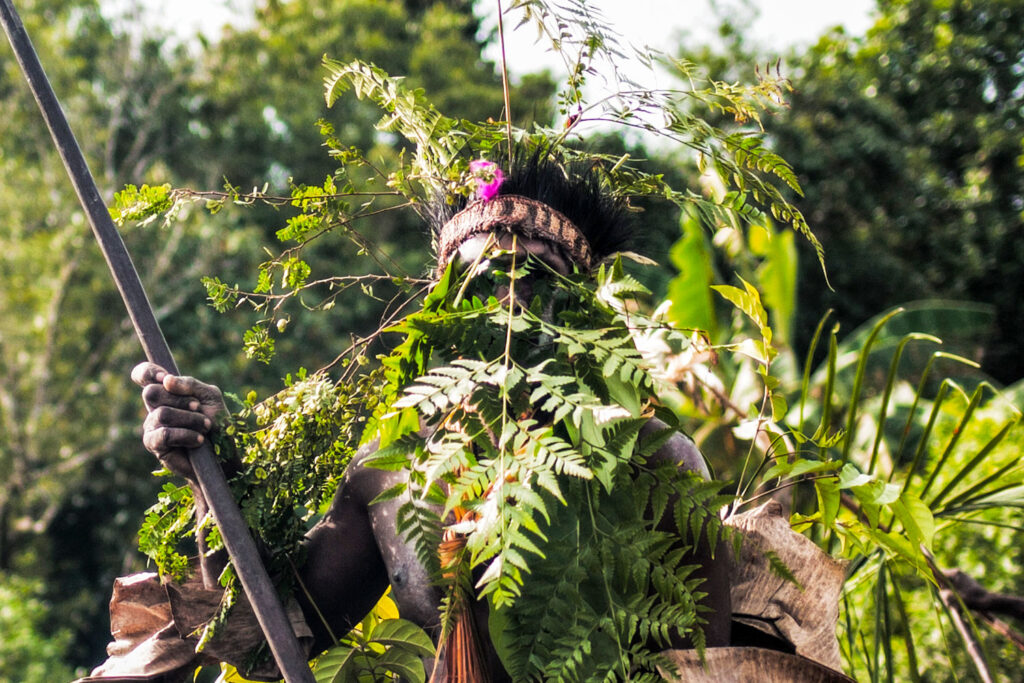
top-left (495, 0), bottom-right (513, 159)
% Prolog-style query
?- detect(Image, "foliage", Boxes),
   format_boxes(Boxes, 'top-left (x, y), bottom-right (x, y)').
top-left (665, 6), bottom-right (1024, 675)
top-left (10, 0), bottom-right (1021, 679)
top-left (136, 26), bottom-right (816, 373)
top-left (365, 253), bottom-right (731, 679)
top-left (918, 402), bottom-right (1024, 681)
top-left (0, 0), bottom-right (265, 664)
top-left (832, 391), bottom-right (1024, 682)
top-left (137, 367), bottom-right (385, 651)
top-left (501, 0), bottom-right (822, 266)
top-left (112, 2), bottom-right (837, 679)
top-left (660, 190), bottom-right (1024, 680)
top-left (3, 0), bottom-right (544, 669)
top-left (760, 0), bottom-right (1024, 383)
top-left (490, 470), bottom-right (728, 681)
top-left (310, 593), bottom-right (434, 683)
top-left (0, 573), bottom-right (76, 682)
top-left (206, 592), bottom-right (434, 683)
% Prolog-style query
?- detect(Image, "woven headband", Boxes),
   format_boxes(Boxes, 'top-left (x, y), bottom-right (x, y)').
top-left (436, 195), bottom-right (593, 277)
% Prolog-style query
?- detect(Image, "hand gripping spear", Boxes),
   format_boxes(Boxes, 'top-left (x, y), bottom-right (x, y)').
top-left (0, 2), bottom-right (315, 680)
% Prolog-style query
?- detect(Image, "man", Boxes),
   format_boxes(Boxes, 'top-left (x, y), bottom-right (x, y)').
top-left (82, 151), bottom-right (732, 682)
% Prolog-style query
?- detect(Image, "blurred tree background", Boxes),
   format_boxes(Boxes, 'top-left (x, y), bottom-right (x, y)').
top-left (779, 0), bottom-right (1024, 385)
top-left (687, 0), bottom-right (1023, 384)
top-left (0, 0), bottom-right (1021, 679)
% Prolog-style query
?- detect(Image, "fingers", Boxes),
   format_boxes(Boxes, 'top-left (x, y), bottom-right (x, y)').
top-left (143, 426), bottom-right (206, 453)
top-left (142, 407), bottom-right (211, 471)
top-left (133, 362), bottom-right (224, 482)
top-left (132, 363), bottom-right (222, 403)
top-left (132, 362), bottom-right (167, 387)
top-left (142, 384), bottom-right (201, 413)
top-left (133, 361), bottom-right (225, 419)
top-left (162, 374), bottom-right (224, 405)
top-left (159, 374), bottom-right (224, 417)
top-left (144, 406), bottom-right (212, 436)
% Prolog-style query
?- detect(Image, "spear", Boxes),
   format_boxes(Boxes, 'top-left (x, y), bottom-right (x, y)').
top-left (0, 2), bottom-right (315, 680)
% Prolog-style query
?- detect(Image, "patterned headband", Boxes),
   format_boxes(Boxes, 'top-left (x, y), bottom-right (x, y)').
top-left (435, 195), bottom-right (593, 277)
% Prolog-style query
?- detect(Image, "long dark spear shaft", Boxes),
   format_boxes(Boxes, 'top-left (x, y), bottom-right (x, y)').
top-left (0, 3), bottom-right (314, 681)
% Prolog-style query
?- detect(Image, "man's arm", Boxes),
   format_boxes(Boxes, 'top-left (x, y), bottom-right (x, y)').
top-left (297, 442), bottom-right (443, 654)
top-left (295, 446), bottom-right (392, 653)
top-left (132, 363), bottom-right (415, 656)
top-left (639, 419), bottom-right (711, 478)
top-left (132, 361), bottom-right (237, 588)
top-left (639, 418), bottom-right (732, 647)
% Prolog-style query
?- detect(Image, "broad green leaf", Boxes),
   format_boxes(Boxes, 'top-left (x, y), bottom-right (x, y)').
top-left (864, 527), bottom-right (930, 580)
top-left (314, 644), bottom-right (358, 683)
top-left (861, 501), bottom-right (881, 529)
top-left (839, 464), bottom-right (874, 490)
top-left (750, 223), bottom-right (797, 345)
top-left (712, 279), bottom-right (769, 335)
top-left (769, 392), bottom-right (788, 421)
top-left (375, 646), bottom-right (427, 683)
top-left (603, 368), bottom-right (642, 418)
top-left (816, 476), bottom-right (840, 530)
top-left (763, 457), bottom-right (838, 482)
top-left (733, 338), bottom-right (771, 365)
top-left (667, 211), bottom-right (717, 339)
top-left (370, 619), bottom-right (435, 657)
top-left (892, 491), bottom-right (935, 551)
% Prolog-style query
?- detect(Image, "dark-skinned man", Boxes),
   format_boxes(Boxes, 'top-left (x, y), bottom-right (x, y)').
top-left (80, 151), bottom-right (732, 682)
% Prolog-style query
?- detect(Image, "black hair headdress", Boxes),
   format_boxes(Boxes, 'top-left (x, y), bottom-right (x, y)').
top-left (423, 147), bottom-right (634, 274)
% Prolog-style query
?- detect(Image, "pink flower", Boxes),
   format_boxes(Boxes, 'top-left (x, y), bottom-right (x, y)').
top-left (469, 160), bottom-right (504, 202)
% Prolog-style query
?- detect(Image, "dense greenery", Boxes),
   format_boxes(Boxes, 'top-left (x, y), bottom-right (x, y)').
top-left (369, 257), bottom-right (731, 679)
top-left (770, 0), bottom-right (1023, 383)
top-left (0, 574), bottom-right (75, 682)
top-left (121, 9), bottom-right (809, 669)
top-left (1, 0), bottom-right (1022, 680)
top-left (0, 0), bottom-right (550, 674)
top-left (662, 4), bottom-right (1024, 676)
top-left (0, 0), bottom-right (246, 667)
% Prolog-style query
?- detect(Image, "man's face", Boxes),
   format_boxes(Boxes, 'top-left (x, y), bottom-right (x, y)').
top-left (455, 231), bottom-right (571, 306)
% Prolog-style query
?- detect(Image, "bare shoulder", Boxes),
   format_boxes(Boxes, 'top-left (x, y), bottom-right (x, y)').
top-left (338, 436), bottom-right (401, 507)
top-left (639, 418), bottom-right (710, 480)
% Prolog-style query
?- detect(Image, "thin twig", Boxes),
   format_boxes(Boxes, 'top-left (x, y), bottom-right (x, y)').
top-left (495, 0), bottom-right (513, 159)
top-left (174, 188), bottom-right (402, 204)
top-left (979, 613), bottom-right (1024, 652)
top-left (320, 281), bottom-right (434, 376)
top-left (230, 274), bottom-right (427, 302)
top-left (924, 549), bottom-right (994, 683)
